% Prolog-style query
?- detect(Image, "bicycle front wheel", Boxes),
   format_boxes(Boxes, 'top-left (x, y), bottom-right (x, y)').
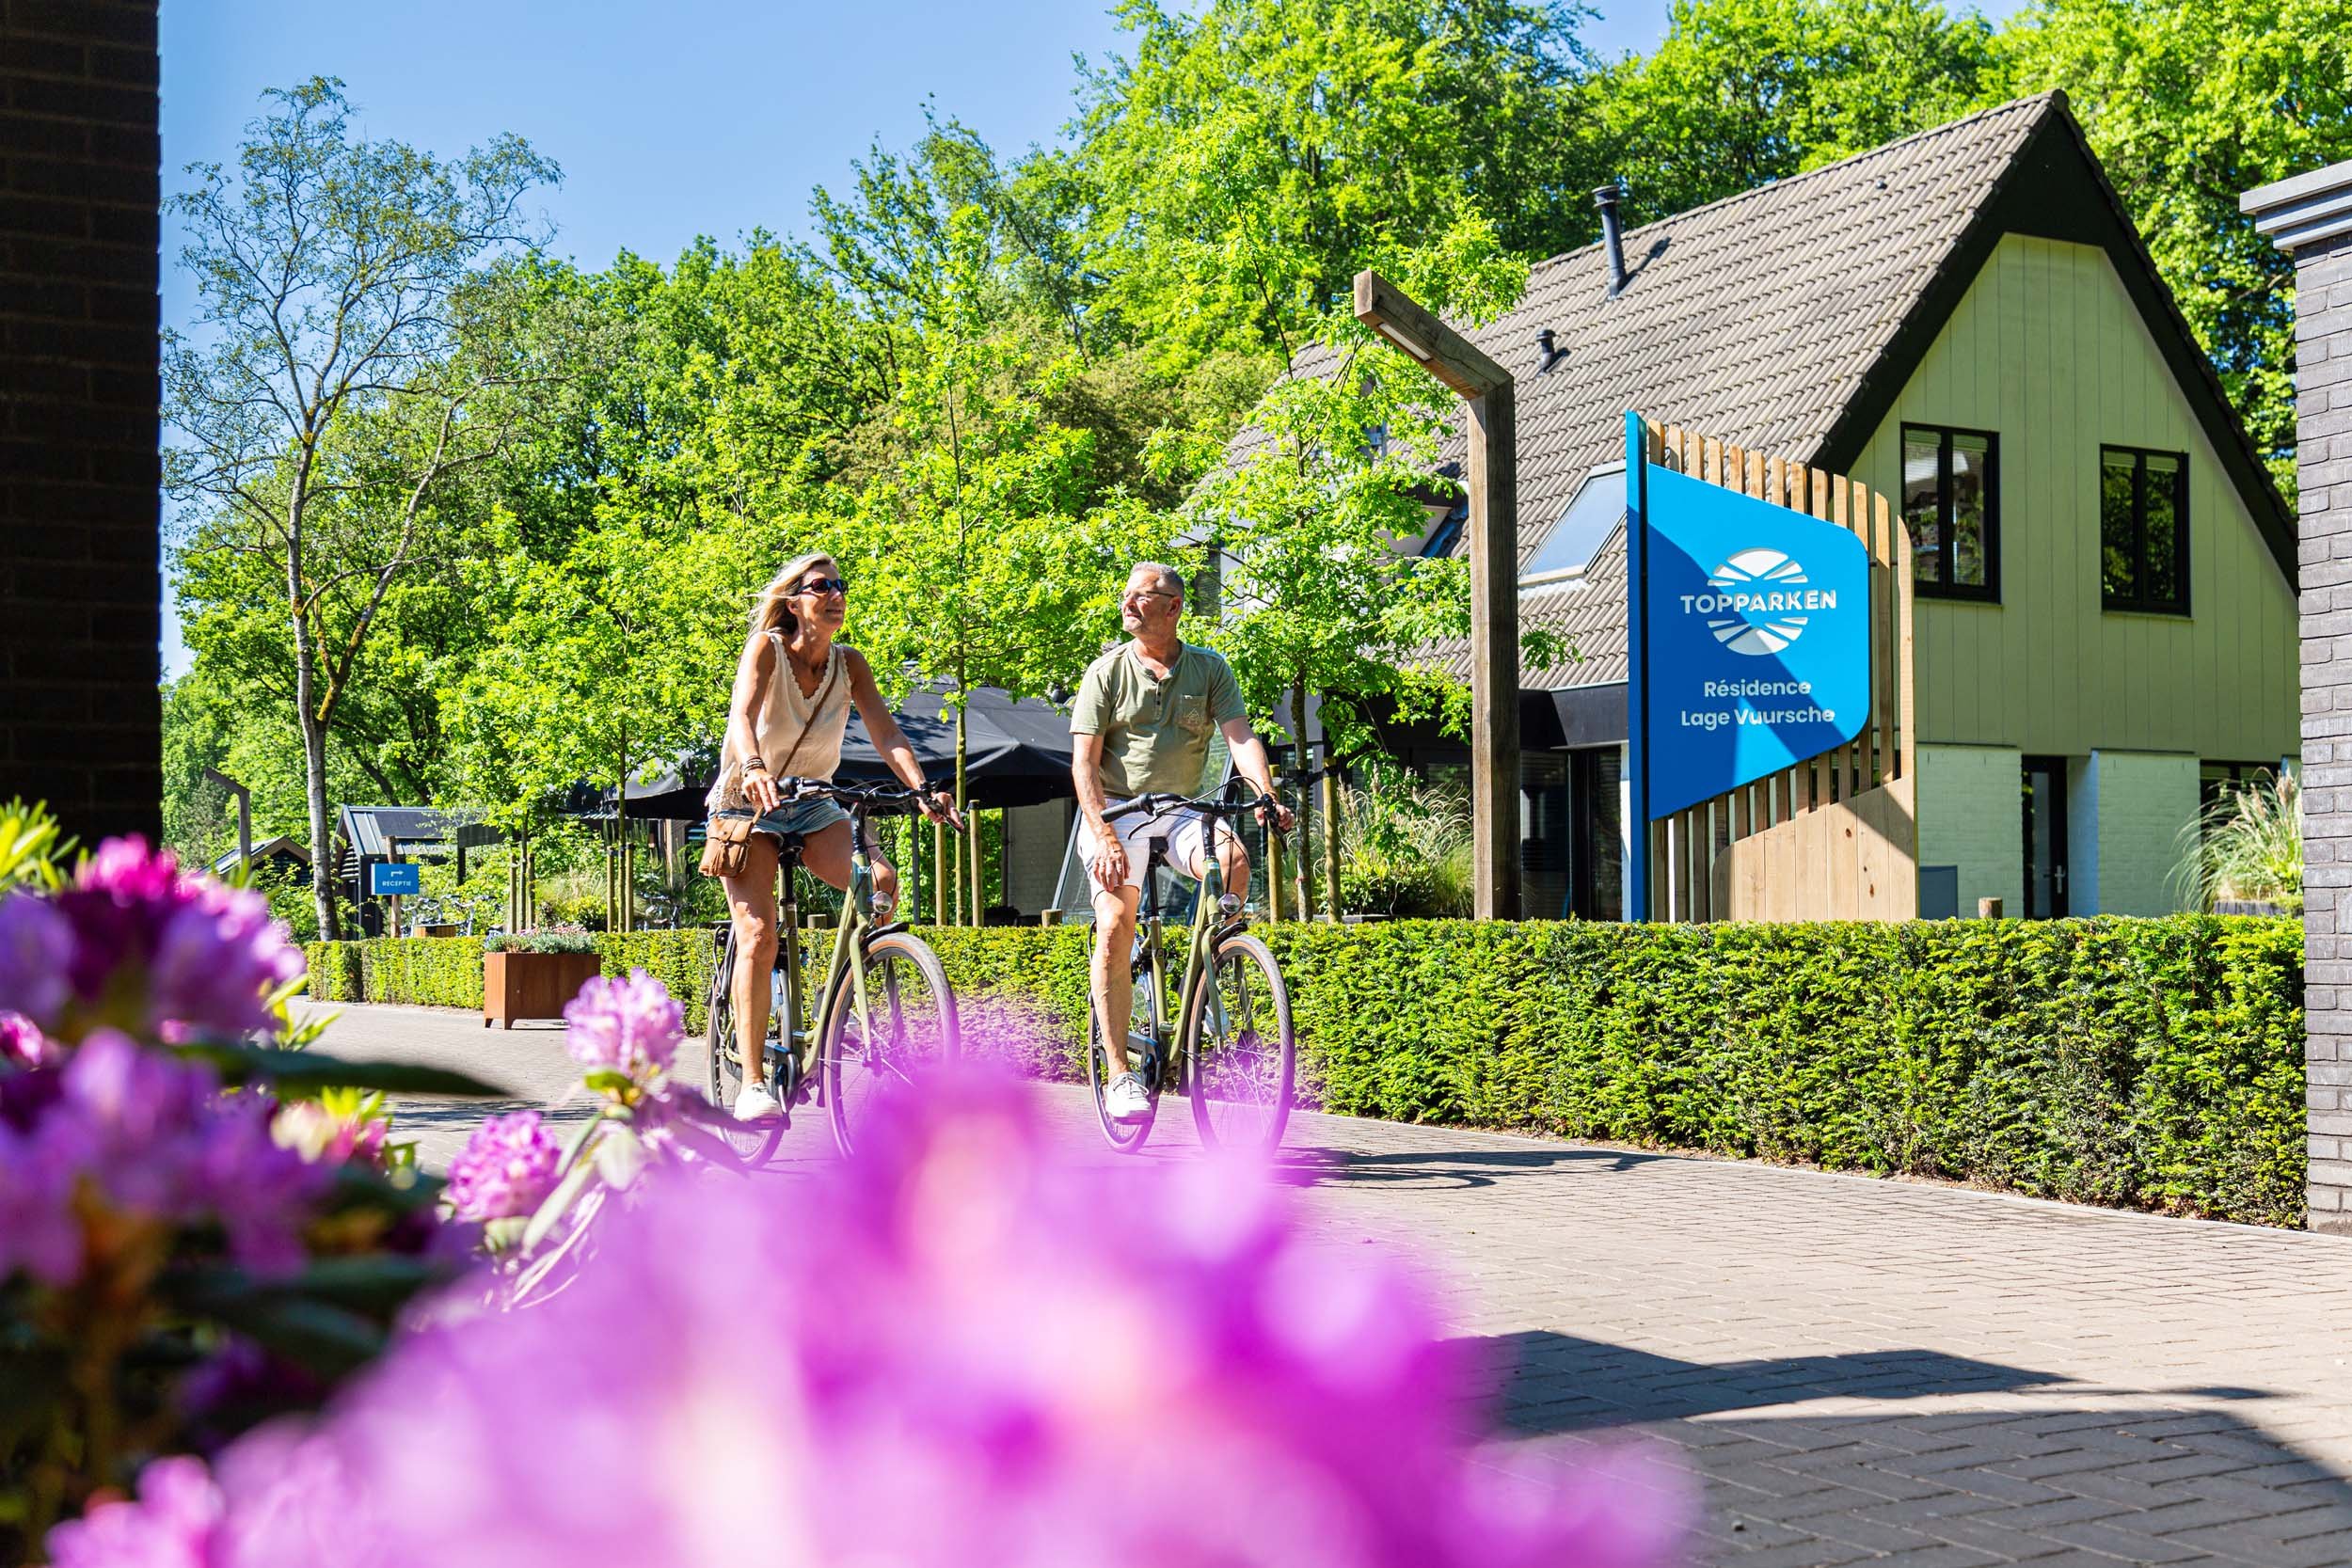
top-left (707, 931), bottom-right (785, 1168)
top-left (1183, 931), bottom-right (1295, 1153)
top-left (1087, 970), bottom-right (1158, 1155)
top-left (818, 930), bottom-right (959, 1156)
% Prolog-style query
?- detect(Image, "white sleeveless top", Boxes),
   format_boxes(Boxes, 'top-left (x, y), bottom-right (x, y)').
top-left (707, 635), bottom-right (852, 810)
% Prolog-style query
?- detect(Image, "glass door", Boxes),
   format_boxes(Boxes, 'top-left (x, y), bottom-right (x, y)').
top-left (2020, 756), bottom-right (2069, 918)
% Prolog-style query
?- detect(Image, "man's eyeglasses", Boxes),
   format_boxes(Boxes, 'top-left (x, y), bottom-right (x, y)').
top-left (795, 578), bottom-right (850, 598)
top-left (1123, 588), bottom-right (1179, 604)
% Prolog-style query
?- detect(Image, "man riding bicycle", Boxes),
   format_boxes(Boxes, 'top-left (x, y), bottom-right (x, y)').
top-left (1071, 562), bottom-right (1294, 1122)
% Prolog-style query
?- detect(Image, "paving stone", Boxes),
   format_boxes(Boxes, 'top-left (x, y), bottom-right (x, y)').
top-left (329, 1002), bottom-right (2352, 1568)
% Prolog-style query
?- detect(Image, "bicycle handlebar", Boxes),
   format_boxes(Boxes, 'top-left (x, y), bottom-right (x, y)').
top-left (1104, 788), bottom-right (1282, 825)
top-left (777, 776), bottom-right (957, 822)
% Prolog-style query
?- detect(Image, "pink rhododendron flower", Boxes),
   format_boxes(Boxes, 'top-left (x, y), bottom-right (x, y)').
top-left (560, 968), bottom-right (681, 1082)
top-left (443, 1110), bottom-right (562, 1222)
top-left (45, 1454), bottom-right (224, 1568)
top-left (0, 1032), bottom-right (330, 1284)
top-left (47, 1430), bottom-right (360, 1568)
top-left (0, 1114), bottom-right (84, 1283)
top-left (64, 1070), bottom-right (1684, 1568)
top-left (0, 894), bottom-right (72, 1028)
top-left (0, 838), bottom-right (303, 1044)
top-left (0, 1008), bottom-right (56, 1068)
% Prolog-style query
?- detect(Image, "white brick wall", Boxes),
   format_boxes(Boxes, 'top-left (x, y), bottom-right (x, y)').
top-left (2244, 155), bottom-right (2352, 1229)
top-left (2077, 751), bottom-right (2201, 915)
top-left (1915, 744), bottom-right (2022, 914)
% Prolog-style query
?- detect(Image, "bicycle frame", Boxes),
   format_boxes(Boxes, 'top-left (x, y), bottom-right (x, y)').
top-left (754, 810), bottom-right (898, 1097)
top-left (1131, 817), bottom-right (1250, 1090)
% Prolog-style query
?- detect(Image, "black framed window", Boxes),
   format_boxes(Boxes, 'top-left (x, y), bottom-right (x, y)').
top-left (1900, 425), bottom-right (1998, 599)
top-left (2100, 446), bottom-right (2188, 614)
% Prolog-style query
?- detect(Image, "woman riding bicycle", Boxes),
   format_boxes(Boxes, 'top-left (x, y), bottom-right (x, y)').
top-left (709, 551), bottom-right (954, 1121)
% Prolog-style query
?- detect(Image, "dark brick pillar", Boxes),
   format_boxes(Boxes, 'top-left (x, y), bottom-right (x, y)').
top-left (2246, 163), bottom-right (2352, 1234)
top-left (0, 0), bottom-right (161, 842)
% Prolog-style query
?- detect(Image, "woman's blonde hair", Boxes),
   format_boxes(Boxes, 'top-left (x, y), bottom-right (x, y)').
top-left (750, 552), bottom-right (839, 639)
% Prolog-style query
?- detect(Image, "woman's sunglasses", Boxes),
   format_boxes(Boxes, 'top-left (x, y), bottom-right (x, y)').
top-left (794, 577), bottom-right (850, 598)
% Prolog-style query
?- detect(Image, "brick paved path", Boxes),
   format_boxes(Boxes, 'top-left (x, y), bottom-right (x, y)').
top-left (328, 1003), bottom-right (2352, 1566)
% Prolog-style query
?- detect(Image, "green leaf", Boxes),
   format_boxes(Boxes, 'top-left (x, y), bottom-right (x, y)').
top-left (183, 1040), bottom-right (511, 1099)
top-left (593, 1124), bottom-right (647, 1190)
top-left (521, 1158), bottom-right (600, 1252)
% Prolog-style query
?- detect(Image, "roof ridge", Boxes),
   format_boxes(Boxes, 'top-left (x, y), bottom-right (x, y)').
top-left (1526, 91), bottom-right (2067, 277)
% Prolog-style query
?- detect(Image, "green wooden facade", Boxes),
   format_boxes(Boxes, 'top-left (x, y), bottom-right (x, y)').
top-left (1849, 234), bottom-right (2296, 763)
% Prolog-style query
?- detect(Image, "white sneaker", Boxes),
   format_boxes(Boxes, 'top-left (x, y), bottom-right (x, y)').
top-left (1105, 1071), bottom-right (1152, 1122)
top-left (733, 1082), bottom-right (783, 1122)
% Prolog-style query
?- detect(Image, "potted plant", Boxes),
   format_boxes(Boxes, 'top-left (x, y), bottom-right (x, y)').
top-left (482, 927), bottom-right (603, 1030)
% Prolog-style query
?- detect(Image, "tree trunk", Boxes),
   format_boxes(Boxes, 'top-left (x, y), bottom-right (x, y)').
top-left (1290, 677), bottom-right (1311, 921)
top-left (283, 490), bottom-right (340, 942)
top-left (1320, 712), bottom-right (1343, 922)
top-left (299, 701), bottom-right (336, 940)
top-left (955, 704), bottom-right (973, 927)
top-left (616, 719), bottom-right (630, 934)
top-left (933, 817), bottom-right (946, 925)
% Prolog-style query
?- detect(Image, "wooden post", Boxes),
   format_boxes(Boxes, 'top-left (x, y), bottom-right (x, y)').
top-left (1319, 743), bottom-right (1343, 921)
top-left (1354, 270), bottom-right (1519, 919)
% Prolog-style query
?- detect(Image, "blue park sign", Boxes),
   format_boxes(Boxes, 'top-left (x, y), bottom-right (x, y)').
top-left (1624, 413), bottom-right (1872, 915)
top-left (368, 861), bottom-right (421, 896)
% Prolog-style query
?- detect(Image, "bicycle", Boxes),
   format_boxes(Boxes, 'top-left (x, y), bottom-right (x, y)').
top-left (706, 779), bottom-right (960, 1164)
top-left (1084, 786), bottom-right (1297, 1155)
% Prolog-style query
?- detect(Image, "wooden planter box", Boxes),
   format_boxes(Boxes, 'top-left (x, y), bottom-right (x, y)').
top-left (483, 950), bottom-right (604, 1030)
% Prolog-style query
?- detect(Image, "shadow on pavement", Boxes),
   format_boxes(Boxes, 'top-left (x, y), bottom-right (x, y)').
top-left (1465, 1331), bottom-right (2352, 1564)
top-left (1272, 1141), bottom-right (1668, 1188)
top-left (1473, 1330), bottom-right (2071, 1432)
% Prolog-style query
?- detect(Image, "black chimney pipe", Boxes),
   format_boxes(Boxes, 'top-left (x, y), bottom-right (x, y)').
top-left (1594, 182), bottom-right (1629, 296)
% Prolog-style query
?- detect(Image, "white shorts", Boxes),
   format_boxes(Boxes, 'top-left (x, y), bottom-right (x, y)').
top-left (1081, 804), bottom-right (1209, 893)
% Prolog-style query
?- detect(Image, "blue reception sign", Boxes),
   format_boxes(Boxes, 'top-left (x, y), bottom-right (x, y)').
top-left (369, 861), bottom-right (421, 896)
top-left (1625, 412), bottom-right (1872, 914)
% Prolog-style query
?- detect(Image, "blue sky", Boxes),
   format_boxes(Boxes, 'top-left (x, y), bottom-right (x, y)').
top-left (157, 0), bottom-right (2002, 675)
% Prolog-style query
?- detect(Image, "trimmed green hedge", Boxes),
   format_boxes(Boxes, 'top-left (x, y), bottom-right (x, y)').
top-left (306, 914), bottom-right (2306, 1227)
top-left (305, 930), bottom-right (723, 1025)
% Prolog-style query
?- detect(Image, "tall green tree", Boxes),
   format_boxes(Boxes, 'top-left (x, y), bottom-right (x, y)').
top-left (1074, 0), bottom-right (1600, 371)
top-left (1184, 229), bottom-right (1549, 916)
top-left (164, 78), bottom-right (560, 937)
top-left (1990, 0), bottom-right (2352, 488)
top-left (1589, 0), bottom-right (1996, 224)
top-left (834, 206), bottom-right (1179, 921)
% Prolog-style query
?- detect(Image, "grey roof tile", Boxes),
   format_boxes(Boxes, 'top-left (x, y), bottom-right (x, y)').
top-left (1221, 94), bottom-right (2073, 692)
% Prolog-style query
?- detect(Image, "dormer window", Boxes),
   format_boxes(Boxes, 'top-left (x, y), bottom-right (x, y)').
top-left (1521, 462), bottom-right (1627, 585)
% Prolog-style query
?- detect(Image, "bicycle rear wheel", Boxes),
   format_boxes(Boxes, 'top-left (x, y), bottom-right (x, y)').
top-left (707, 930), bottom-right (785, 1168)
top-left (1184, 931), bottom-right (1294, 1153)
top-left (1087, 963), bottom-right (1158, 1153)
top-left (819, 931), bottom-right (959, 1157)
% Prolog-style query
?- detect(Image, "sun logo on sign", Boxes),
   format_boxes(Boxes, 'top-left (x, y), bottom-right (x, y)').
top-left (1707, 549), bottom-right (1810, 656)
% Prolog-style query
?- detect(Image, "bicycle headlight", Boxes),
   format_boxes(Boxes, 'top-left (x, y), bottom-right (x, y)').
top-left (1217, 893), bottom-right (1242, 916)
top-left (872, 889), bottom-right (896, 919)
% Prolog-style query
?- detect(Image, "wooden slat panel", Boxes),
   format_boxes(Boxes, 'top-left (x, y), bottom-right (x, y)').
top-left (1831, 474), bottom-right (1854, 801)
top-left (1670, 812), bottom-right (1686, 923)
top-left (1882, 496), bottom-right (1900, 789)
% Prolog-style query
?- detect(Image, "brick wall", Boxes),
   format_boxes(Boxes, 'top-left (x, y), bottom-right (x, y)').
top-left (0, 0), bottom-right (162, 841)
top-left (1915, 743), bottom-right (2022, 914)
top-left (2245, 162), bottom-right (2352, 1234)
top-left (2071, 751), bottom-right (2200, 916)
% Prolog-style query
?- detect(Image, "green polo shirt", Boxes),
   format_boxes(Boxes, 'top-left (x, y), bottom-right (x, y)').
top-left (1071, 641), bottom-right (1248, 799)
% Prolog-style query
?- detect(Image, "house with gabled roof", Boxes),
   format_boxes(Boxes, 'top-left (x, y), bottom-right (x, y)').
top-left (1279, 91), bottom-right (2297, 921)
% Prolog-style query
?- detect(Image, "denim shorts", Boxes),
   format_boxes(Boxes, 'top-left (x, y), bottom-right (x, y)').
top-left (750, 795), bottom-right (849, 842)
